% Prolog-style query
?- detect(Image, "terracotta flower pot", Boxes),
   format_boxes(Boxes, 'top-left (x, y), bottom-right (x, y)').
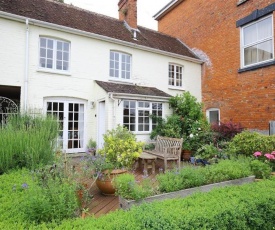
top-left (96, 169), bottom-right (127, 195)
top-left (182, 150), bottom-right (192, 161)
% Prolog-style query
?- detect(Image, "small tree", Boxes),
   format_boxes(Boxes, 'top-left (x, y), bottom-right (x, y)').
top-left (151, 92), bottom-right (210, 152)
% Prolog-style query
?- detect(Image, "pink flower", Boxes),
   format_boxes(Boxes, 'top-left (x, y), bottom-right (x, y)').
top-left (253, 152), bottom-right (262, 157)
top-left (264, 153), bottom-right (275, 160)
top-left (271, 151), bottom-right (275, 155)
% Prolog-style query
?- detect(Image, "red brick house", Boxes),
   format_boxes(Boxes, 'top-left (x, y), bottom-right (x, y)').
top-left (154, 0), bottom-right (275, 134)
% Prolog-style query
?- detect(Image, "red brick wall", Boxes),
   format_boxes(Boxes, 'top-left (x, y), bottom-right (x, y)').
top-left (118, 0), bottom-right (137, 29)
top-left (158, 0), bottom-right (275, 131)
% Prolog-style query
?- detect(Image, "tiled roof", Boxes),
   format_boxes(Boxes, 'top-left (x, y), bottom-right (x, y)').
top-left (95, 81), bottom-right (171, 98)
top-left (0, 0), bottom-right (199, 60)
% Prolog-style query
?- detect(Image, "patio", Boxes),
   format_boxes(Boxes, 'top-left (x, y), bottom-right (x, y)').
top-left (73, 158), bottom-right (174, 218)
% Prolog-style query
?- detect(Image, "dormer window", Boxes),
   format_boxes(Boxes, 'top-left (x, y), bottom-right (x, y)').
top-left (109, 51), bottom-right (131, 80)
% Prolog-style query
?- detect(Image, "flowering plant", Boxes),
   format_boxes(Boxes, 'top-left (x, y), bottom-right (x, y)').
top-left (98, 125), bottom-right (144, 170)
top-left (253, 151), bottom-right (275, 171)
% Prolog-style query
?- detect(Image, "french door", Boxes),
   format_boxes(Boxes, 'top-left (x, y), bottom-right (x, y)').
top-left (46, 99), bottom-right (85, 153)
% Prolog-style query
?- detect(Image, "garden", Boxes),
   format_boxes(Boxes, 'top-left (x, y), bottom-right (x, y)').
top-left (1, 92), bottom-right (275, 229)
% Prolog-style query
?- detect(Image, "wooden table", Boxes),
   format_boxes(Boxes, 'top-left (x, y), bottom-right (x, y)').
top-left (138, 152), bottom-right (157, 175)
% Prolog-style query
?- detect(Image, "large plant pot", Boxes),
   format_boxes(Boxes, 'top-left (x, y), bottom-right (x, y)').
top-left (182, 150), bottom-right (192, 161)
top-left (96, 169), bottom-right (127, 195)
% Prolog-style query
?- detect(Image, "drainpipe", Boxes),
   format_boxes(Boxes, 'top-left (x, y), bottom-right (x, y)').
top-left (108, 93), bottom-right (116, 128)
top-left (24, 18), bottom-right (29, 112)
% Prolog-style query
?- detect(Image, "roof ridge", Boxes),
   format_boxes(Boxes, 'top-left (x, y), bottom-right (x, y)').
top-left (45, 0), bottom-right (120, 22)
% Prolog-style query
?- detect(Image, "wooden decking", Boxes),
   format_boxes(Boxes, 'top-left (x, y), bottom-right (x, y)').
top-left (75, 159), bottom-right (170, 218)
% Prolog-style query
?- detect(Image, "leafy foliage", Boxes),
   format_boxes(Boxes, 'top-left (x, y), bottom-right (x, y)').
top-left (98, 125), bottom-right (143, 169)
top-left (151, 92), bottom-right (209, 153)
top-left (250, 159), bottom-right (272, 179)
top-left (0, 113), bottom-right (59, 174)
top-left (211, 121), bottom-right (244, 142)
top-left (157, 159), bottom-right (252, 192)
top-left (114, 173), bottom-right (154, 200)
top-left (2, 174), bottom-right (275, 229)
top-left (0, 168), bottom-right (78, 227)
top-left (227, 131), bottom-right (275, 157)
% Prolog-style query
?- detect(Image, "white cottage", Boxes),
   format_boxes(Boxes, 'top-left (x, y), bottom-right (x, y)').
top-left (0, 0), bottom-right (202, 154)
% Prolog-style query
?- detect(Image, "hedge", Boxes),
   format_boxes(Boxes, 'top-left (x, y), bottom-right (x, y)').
top-left (1, 169), bottom-right (275, 229)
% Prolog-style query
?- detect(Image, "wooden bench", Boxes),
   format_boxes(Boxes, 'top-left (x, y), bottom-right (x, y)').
top-left (144, 136), bottom-right (183, 171)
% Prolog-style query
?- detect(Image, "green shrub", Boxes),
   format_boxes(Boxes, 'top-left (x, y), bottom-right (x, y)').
top-left (250, 159), bottom-right (272, 179)
top-left (157, 166), bottom-right (205, 192)
top-left (1, 171), bottom-right (275, 229)
top-left (0, 167), bottom-right (79, 227)
top-left (0, 113), bottom-right (59, 174)
top-left (157, 159), bottom-right (252, 193)
top-left (54, 179), bottom-right (275, 229)
top-left (227, 130), bottom-right (275, 157)
top-left (98, 125), bottom-right (143, 169)
top-left (114, 173), bottom-right (154, 200)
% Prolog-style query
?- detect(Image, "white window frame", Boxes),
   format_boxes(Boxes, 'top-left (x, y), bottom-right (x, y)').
top-left (39, 37), bottom-right (70, 73)
top-left (109, 51), bottom-right (132, 81)
top-left (123, 100), bottom-right (163, 134)
top-left (168, 63), bottom-right (183, 88)
top-left (206, 108), bottom-right (220, 124)
top-left (240, 15), bottom-right (274, 68)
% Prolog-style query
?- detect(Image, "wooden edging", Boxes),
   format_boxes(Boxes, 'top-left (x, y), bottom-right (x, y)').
top-left (119, 176), bottom-right (255, 210)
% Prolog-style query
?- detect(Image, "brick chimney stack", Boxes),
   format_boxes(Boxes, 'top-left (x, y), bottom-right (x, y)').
top-left (118, 0), bottom-right (137, 29)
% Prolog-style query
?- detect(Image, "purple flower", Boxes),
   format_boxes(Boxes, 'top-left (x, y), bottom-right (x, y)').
top-left (21, 183), bottom-right (28, 189)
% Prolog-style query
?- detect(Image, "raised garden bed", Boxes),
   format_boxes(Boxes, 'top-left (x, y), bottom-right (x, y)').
top-left (119, 176), bottom-right (255, 209)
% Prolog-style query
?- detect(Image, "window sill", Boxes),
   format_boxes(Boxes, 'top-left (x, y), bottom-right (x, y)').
top-left (168, 86), bottom-right (185, 91)
top-left (238, 60), bottom-right (275, 73)
top-left (37, 68), bottom-right (71, 76)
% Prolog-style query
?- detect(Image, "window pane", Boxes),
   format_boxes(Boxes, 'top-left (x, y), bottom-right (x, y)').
top-left (63, 61), bottom-right (69, 70)
top-left (258, 40), bottom-right (273, 62)
top-left (64, 42), bottom-right (69, 52)
top-left (209, 110), bottom-right (219, 123)
top-left (47, 39), bottom-right (54, 49)
top-left (40, 38), bottom-right (46, 48)
top-left (57, 51), bottom-right (62, 60)
top-left (57, 41), bottom-right (63, 50)
top-left (47, 59), bottom-right (53, 68)
top-left (47, 49), bottom-right (53, 59)
top-left (243, 24), bottom-right (257, 45)
top-left (40, 58), bottom-right (46, 67)
top-left (110, 52), bottom-right (114, 60)
top-left (56, 61), bottom-right (62, 70)
top-left (244, 45), bottom-right (257, 66)
top-left (63, 52), bottom-right (69, 61)
top-left (258, 17), bottom-right (272, 40)
top-left (40, 48), bottom-right (46, 57)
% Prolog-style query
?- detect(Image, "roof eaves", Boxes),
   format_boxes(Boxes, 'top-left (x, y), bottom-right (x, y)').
top-left (153, 0), bottom-right (184, 21)
top-left (0, 10), bottom-right (202, 63)
top-left (176, 38), bottom-right (203, 63)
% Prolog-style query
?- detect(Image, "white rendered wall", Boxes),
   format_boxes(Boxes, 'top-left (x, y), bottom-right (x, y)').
top-left (0, 16), bottom-right (202, 148)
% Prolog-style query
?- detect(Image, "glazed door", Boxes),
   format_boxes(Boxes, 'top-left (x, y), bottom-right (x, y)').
top-left (46, 101), bottom-right (85, 153)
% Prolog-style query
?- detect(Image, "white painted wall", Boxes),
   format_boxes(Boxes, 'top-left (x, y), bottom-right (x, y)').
top-left (0, 15), bottom-right (202, 149)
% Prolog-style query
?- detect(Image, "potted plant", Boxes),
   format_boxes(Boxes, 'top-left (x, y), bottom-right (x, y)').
top-left (86, 138), bottom-right (97, 155)
top-left (84, 125), bottom-right (144, 195)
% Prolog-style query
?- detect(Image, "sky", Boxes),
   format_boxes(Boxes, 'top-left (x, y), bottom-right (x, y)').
top-left (64, 0), bottom-right (171, 30)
